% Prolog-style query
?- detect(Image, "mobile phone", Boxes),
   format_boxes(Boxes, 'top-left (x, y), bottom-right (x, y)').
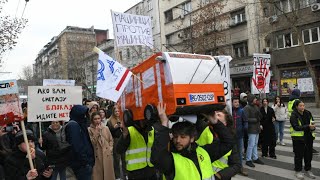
top-left (46, 165), bottom-right (55, 170)
top-left (4, 126), bottom-right (14, 132)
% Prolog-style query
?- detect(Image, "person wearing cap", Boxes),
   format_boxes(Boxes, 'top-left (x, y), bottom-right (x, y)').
top-left (65, 105), bottom-right (95, 180)
top-left (151, 102), bottom-right (233, 180)
top-left (243, 94), bottom-right (264, 168)
top-left (239, 93), bottom-right (248, 108)
top-left (4, 129), bottom-right (53, 180)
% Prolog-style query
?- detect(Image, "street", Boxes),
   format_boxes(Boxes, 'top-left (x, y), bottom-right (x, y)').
top-left (233, 119), bottom-right (320, 180)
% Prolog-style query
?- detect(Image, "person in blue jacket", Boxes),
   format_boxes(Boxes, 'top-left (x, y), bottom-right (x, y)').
top-left (65, 105), bottom-right (95, 180)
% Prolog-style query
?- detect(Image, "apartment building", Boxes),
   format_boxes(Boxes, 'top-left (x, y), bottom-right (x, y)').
top-left (259, 0), bottom-right (320, 100)
top-left (159, 0), bottom-right (265, 94)
top-left (33, 26), bottom-right (108, 85)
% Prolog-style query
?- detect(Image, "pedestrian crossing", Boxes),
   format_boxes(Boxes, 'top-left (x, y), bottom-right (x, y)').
top-left (233, 121), bottom-right (320, 180)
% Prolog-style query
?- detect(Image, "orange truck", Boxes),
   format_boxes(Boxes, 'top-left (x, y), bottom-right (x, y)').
top-left (119, 52), bottom-right (225, 122)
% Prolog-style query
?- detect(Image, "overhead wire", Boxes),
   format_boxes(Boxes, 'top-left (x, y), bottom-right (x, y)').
top-left (21, 0), bottom-right (29, 18)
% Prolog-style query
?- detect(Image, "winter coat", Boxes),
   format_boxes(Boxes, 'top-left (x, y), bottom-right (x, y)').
top-left (4, 149), bottom-right (49, 180)
top-left (88, 124), bottom-right (115, 180)
top-left (232, 107), bottom-right (248, 139)
top-left (260, 106), bottom-right (276, 145)
top-left (243, 104), bottom-right (262, 134)
top-left (41, 126), bottom-right (71, 168)
top-left (290, 109), bottom-right (314, 141)
top-left (65, 105), bottom-right (95, 170)
top-left (272, 104), bottom-right (287, 121)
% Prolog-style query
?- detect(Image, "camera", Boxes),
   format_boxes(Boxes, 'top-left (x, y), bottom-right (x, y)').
top-left (4, 126), bottom-right (17, 132)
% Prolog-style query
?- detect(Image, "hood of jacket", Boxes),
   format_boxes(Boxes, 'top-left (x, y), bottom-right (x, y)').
top-left (289, 89), bottom-right (300, 101)
top-left (69, 105), bottom-right (88, 124)
top-left (247, 94), bottom-right (256, 105)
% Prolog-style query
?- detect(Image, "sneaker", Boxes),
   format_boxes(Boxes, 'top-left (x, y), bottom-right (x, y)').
top-left (276, 141), bottom-right (280, 145)
top-left (305, 171), bottom-right (316, 179)
top-left (262, 154), bottom-right (268, 158)
top-left (295, 171), bottom-right (304, 180)
top-left (239, 168), bottom-right (248, 176)
top-left (269, 155), bottom-right (277, 159)
top-left (280, 142), bottom-right (286, 146)
top-left (312, 148), bottom-right (319, 154)
top-left (246, 161), bottom-right (255, 168)
top-left (253, 158), bottom-right (264, 165)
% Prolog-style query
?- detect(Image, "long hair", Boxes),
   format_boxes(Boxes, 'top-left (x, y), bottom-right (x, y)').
top-left (109, 106), bottom-right (121, 126)
top-left (90, 112), bottom-right (101, 123)
top-left (274, 96), bottom-right (285, 107)
top-left (217, 109), bottom-right (236, 136)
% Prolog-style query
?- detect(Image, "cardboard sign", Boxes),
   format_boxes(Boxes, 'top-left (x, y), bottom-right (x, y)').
top-left (27, 86), bottom-right (82, 122)
top-left (43, 79), bottom-right (75, 86)
top-left (111, 11), bottom-right (153, 48)
top-left (0, 79), bottom-right (23, 125)
top-left (252, 53), bottom-right (271, 94)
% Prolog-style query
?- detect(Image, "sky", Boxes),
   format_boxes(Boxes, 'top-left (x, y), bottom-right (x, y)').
top-left (0, 0), bottom-right (141, 80)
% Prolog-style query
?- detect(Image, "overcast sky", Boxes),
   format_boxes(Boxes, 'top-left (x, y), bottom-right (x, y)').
top-left (1, 0), bottom-right (141, 80)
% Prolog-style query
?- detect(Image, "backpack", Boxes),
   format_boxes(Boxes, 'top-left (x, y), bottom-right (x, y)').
top-left (59, 120), bottom-right (77, 151)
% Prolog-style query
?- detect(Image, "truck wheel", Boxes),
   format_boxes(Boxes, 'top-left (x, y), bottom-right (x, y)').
top-left (123, 109), bottom-right (133, 127)
top-left (144, 104), bottom-right (157, 121)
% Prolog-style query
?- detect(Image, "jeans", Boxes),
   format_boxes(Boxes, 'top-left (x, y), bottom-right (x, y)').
top-left (246, 133), bottom-right (259, 161)
top-left (51, 167), bottom-right (67, 180)
top-left (237, 138), bottom-right (244, 166)
top-left (73, 165), bottom-right (93, 180)
top-left (274, 121), bottom-right (285, 142)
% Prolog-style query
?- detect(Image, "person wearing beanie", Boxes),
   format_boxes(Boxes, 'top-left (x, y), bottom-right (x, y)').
top-left (288, 89), bottom-right (301, 118)
top-left (239, 93), bottom-right (248, 108)
top-left (243, 94), bottom-right (264, 168)
top-left (4, 129), bottom-right (53, 180)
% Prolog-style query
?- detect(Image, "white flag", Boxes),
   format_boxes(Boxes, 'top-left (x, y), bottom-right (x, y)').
top-left (96, 50), bottom-right (132, 102)
top-left (251, 53), bottom-right (271, 94)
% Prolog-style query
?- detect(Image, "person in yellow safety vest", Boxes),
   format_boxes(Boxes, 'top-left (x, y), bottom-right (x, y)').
top-left (151, 102), bottom-right (234, 180)
top-left (196, 109), bottom-right (242, 180)
top-left (288, 89), bottom-right (301, 118)
top-left (289, 100), bottom-right (316, 180)
top-left (116, 118), bottom-right (157, 180)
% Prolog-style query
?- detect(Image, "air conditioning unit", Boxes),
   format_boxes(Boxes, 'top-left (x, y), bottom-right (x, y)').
top-left (311, 3), bottom-right (320, 12)
top-left (269, 15), bottom-right (278, 24)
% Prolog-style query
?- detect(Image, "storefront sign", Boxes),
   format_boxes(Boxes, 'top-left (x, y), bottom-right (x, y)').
top-left (230, 65), bottom-right (253, 75)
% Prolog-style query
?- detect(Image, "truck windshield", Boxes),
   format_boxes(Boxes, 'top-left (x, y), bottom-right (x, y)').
top-left (163, 53), bottom-right (222, 84)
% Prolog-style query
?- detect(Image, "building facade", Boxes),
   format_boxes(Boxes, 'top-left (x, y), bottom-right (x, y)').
top-left (33, 26), bottom-right (108, 85)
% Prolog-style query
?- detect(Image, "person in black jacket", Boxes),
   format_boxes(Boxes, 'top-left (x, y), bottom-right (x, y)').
top-left (39, 121), bottom-right (71, 180)
top-left (260, 98), bottom-right (277, 159)
top-left (65, 105), bottom-right (95, 180)
top-left (290, 100), bottom-right (316, 179)
top-left (196, 109), bottom-right (241, 180)
top-left (151, 102), bottom-right (234, 180)
top-left (4, 130), bottom-right (53, 180)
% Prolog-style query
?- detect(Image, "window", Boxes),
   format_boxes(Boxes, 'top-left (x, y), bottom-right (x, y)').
top-left (126, 48), bottom-right (130, 58)
top-left (165, 9), bottom-right (173, 23)
top-left (303, 27), bottom-right (320, 44)
top-left (274, 0), bottom-right (296, 15)
top-left (299, 0), bottom-right (317, 9)
top-left (147, 0), bottom-right (152, 11)
top-left (276, 32), bottom-right (298, 48)
top-left (231, 9), bottom-right (246, 26)
top-left (182, 1), bottom-right (192, 15)
top-left (233, 41), bottom-right (248, 58)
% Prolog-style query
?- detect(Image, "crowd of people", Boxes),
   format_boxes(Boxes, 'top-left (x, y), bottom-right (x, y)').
top-left (0, 89), bottom-right (317, 180)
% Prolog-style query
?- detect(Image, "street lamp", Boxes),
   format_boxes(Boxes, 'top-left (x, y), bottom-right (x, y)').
top-left (173, 6), bottom-right (193, 53)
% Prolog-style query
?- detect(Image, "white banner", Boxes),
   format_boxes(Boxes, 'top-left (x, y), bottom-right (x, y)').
top-left (251, 53), bottom-right (271, 94)
top-left (111, 11), bottom-right (153, 48)
top-left (297, 77), bottom-right (314, 92)
top-left (0, 79), bottom-right (23, 124)
top-left (43, 79), bottom-right (75, 86)
top-left (27, 86), bottom-right (82, 122)
top-left (216, 56), bottom-right (232, 113)
top-left (96, 49), bottom-right (132, 102)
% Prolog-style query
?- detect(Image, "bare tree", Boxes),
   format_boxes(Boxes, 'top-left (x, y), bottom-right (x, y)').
top-left (20, 65), bottom-right (33, 80)
top-left (238, 0), bottom-right (320, 107)
top-left (0, 0), bottom-right (27, 62)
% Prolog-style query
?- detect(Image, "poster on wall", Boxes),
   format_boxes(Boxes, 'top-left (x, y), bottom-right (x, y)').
top-left (251, 53), bottom-right (271, 94)
top-left (280, 78), bottom-right (297, 96)
top-left (297, 78), bottom-right (313, 92)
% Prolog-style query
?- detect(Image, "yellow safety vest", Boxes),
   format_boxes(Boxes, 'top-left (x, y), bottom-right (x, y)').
top-left (212, 150), bottom-right (232, 174)
top-left (172, 146), bottom-right (214, 180)
top-left (290, 118), bottom-right (316, 138)
top-left (125, 126), bottom-right (154, 171)
top-left (288, 99), bottom-right (298, 118)
top-left (196, 126), bottom-right (214, 146)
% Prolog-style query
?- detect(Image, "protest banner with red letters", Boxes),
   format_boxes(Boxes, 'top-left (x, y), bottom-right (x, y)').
top-left (0, 79), bottom-right (23, 125)
top-left (252, 53), bottom-right (271, 94)
top-left (27, 86), bottom-right (82, 122)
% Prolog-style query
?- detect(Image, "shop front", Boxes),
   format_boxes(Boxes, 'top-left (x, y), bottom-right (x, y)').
top-left (230, 65), bottom-right (253, 96)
